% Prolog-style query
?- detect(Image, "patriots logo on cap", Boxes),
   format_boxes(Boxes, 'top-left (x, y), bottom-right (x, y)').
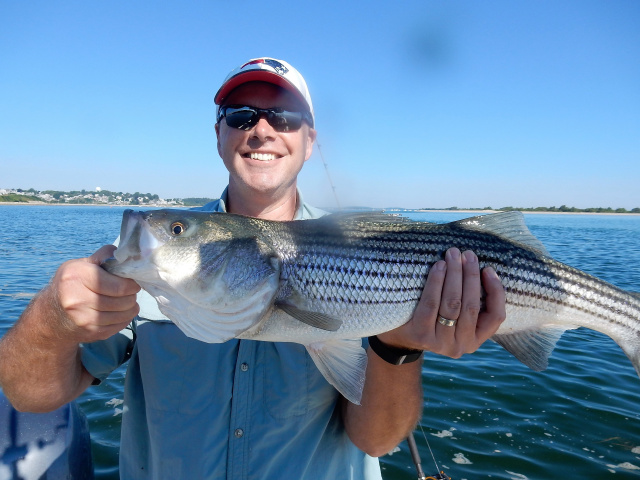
top-left (241, 58), bottom-right (289, 76)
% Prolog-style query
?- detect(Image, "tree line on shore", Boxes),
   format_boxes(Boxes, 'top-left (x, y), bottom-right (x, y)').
top-left (0, 188), bottom-right (216, 207)
top-left (436, 205), bottom-right (640, 214)
top-left (2, 188), bottom-right (638, 213)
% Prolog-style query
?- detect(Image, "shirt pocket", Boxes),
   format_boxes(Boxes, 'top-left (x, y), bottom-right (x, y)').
top-left (261, 342), bottom-right (337, 419)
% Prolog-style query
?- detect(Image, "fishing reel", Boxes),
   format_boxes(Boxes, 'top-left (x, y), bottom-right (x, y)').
top-left (422, 472), bottom-right (451, 480)
top-left (407, 433), bottom-right (452, 480)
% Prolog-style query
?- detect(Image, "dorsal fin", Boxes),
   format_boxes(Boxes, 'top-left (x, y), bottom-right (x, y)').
top-left (452, 211), bottom-right (549, 256)
top-left (312, 211), bottom-right (413, 225)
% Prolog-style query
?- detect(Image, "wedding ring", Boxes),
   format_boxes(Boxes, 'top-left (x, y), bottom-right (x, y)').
top-left (437, 315), bottom-right (457, 327)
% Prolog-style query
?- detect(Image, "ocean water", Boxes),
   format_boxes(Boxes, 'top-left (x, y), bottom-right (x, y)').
top-left (1, 206), bottom-right (639, 479)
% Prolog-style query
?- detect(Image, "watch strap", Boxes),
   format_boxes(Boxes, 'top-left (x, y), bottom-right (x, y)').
top-left (368, 335), bottom-right (423, 365)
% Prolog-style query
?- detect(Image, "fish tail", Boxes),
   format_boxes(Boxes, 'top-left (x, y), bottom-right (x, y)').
top-left (611, 329), bottom-right (640, 380)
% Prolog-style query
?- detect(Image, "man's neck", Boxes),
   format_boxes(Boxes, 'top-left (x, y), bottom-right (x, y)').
top-left (225, 183), bottom-right (298, 221)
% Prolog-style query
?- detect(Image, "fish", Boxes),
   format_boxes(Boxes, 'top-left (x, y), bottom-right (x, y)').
top-left (102, 209), bottom-right (640, 404)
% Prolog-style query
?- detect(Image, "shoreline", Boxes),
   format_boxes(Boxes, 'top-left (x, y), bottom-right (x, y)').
top-left (412, 209), bottom-right (640, 216)
top-left (1, 202), bottom-right (638, 216)
top-left (0, 202), bottom-right (184, 208)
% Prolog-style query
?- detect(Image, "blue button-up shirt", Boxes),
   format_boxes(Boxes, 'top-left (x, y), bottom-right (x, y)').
top-left (81, 189), bottom-right (382, 479)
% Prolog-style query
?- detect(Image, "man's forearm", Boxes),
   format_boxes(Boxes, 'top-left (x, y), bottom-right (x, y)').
top-left (0, 288), bottom-right (93, 412)
top-left (342, 348), bottom-right (423, 457)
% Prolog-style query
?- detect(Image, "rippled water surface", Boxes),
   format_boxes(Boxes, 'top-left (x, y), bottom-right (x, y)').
top-left (1, 206), bottom-right (640, 479)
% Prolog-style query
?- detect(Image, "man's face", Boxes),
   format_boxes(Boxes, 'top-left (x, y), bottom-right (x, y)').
top-left (215, 82), bottom-right (316, 198)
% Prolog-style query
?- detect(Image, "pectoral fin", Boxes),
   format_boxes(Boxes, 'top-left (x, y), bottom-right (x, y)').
top-left (306, 339), bottom-right (367, 405)
top-left (276, 303), bottom-right (343, 331)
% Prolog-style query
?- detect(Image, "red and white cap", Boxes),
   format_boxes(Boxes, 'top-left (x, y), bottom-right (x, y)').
top-left (214, 57), bottom-right (314, 126)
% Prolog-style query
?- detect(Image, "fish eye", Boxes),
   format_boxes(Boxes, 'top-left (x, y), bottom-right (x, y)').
top-left (170, 222), bottom-right (187, 236)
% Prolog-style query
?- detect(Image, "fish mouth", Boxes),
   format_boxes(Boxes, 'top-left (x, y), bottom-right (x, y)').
top-left (106, 210), bottom-right (162, 273)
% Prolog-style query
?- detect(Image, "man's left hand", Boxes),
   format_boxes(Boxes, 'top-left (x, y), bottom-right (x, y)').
top-left (377, 248), bottom-right (506, 358)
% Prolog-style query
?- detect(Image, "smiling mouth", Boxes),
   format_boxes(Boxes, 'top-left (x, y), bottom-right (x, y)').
top-left (244, 152), bottom-right (279, 161)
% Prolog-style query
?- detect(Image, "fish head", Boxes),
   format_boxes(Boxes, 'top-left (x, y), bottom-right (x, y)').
top-left (103, 209), bottom-right (233, 284)
top-left (103, 209), bottom-right (283, 342)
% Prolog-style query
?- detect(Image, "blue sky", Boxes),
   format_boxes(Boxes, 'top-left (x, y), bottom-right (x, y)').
top-left (1, 0), bottom-right (638, 209)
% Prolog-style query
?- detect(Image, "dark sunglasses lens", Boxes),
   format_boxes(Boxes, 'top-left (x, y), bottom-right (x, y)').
top-left (222, 106), bottom-right (307, 132)
top-left (224, 107), bottom-right (258, 130)
top-left (268, 111), bottom-right (303, 132)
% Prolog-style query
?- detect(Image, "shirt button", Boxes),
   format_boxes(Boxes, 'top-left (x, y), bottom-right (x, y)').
top-left (234, 428), bottom-right (244, 438)
top-left (240, 363), bottom-right (249, 372)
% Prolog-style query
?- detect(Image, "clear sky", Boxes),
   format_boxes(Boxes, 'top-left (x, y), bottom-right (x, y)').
top-left (1, 0), bottom-right (638, 210)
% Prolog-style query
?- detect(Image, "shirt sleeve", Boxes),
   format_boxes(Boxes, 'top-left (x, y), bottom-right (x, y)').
top-left (80, 324), bottom-right (135, 383)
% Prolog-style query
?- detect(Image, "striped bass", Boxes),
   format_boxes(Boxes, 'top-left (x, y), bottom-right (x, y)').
top-left (103, 209), bottom-right (640, 404)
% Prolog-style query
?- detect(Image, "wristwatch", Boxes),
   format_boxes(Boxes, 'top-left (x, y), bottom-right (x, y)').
top-left (368, 335), bottom-right (423, 365)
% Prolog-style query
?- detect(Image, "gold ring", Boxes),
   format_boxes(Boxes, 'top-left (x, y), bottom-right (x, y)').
top-left (437, 315), bottom-right (457, 327)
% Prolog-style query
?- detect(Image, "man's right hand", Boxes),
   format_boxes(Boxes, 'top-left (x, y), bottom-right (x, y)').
top-left (51, 244), bottom-right (141, 343)
top-left (0, 245), bottom-right (140, 412)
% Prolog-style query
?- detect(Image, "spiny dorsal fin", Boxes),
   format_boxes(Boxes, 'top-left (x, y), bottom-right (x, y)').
top-left (314, 211), bottom-right (413, 226)
top-left (453, 211), bottom-right (549, 256)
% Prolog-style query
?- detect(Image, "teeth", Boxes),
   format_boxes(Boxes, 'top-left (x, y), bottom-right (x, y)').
top-left (249, 153), bottom-right (277, 161)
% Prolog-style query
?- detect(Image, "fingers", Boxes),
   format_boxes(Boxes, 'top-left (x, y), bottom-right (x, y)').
top-left (381, 247), bottom-right (506, 359)
top-left (88, 244), bottom-right (118, 265)
top-left (376, 259), bottom-right (446, 350)
top-left (49, 246), bottom-right (141, 342)
top-left (475, 267), bottom-right (506, 340)
top-left (437, 248), bottom-right (463, 322)
top-left (433, 249), bottom-right (481, 355)
top-left (86, 245), bottom-right (140, 297)
top-left (453, 251), bottom-right (482, 339)
top-left (412, 259), bottom-right (446, 325)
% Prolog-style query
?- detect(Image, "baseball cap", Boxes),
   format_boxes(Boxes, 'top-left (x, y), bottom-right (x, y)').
top-left (214, 57), bottom-right (314, 126)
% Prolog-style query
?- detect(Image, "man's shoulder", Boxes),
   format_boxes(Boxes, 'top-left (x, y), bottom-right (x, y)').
top-left (192, 199), bottom-right (223, 212)
top-left (301, 203), bottom-right (328, 220)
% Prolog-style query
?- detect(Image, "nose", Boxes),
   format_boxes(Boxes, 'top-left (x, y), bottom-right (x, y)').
top-left (251, 114), bottom-right (276, 142)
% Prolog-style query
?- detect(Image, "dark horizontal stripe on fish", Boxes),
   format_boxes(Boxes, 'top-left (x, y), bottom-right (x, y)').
top-left (302, 293), bottom-right (421, 306)
top-left (291, 264), bottom-right (427, 281)
top-left (501, 264), bottom-right (640, 327)
top-left (298, 278), bottom-right (424, 302)
top-left (295, 245), bottom-right (449, 263)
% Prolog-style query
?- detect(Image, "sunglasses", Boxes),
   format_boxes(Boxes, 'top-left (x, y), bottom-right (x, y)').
top-left (217, 104), bottom-right (314, 132)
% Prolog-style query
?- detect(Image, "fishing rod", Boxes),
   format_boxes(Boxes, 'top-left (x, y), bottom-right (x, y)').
top-left (314, 140), bottom-right (448, 480)
top-left (406, 431), bottom-right (451, 480)
top-left (315, 141), bottom-right (341, 210)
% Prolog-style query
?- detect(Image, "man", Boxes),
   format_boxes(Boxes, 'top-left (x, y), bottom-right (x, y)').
top-left (0, 58), bottom-right (506, 479)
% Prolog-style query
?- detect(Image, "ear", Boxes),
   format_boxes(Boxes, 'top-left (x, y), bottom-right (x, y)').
top-left (215, 123), bottom-right (222, 157)
top-left (304, 128), bottom-right (317, 162)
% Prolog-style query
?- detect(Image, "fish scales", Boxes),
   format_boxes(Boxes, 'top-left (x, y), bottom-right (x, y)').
top-left (272, 215), bottom-right (636, 321)
top-left (280, 219), bottom-right (541, 311)
top-left (277, 216), bottom-right (640, 353)
top-left (103, 209), bottom-right (640, 404)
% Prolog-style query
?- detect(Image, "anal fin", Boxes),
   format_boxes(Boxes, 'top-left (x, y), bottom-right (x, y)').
top-left (491, 327), bottom-right (574, 371)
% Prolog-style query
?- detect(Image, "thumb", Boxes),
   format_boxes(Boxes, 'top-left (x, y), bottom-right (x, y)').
top-left (88, 244), bottom-right (118, 265)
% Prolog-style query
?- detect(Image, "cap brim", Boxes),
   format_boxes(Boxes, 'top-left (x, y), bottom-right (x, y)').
top-left (214, 71), bottom-right (309, 109)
